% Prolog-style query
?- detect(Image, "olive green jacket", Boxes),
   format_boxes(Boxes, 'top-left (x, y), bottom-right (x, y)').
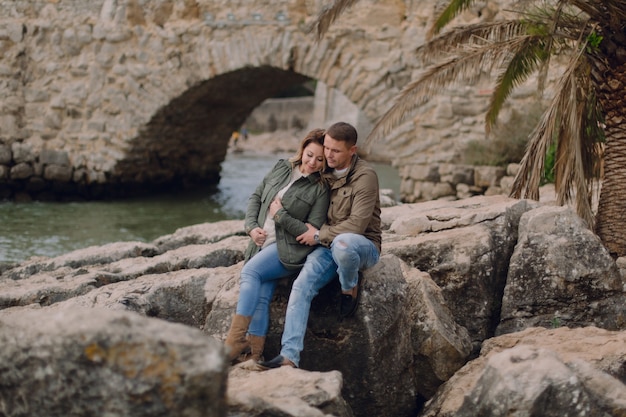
top-left (244, 159), bottom-right (330, 269)
top-left (318, 155), bottom-right (382, 253)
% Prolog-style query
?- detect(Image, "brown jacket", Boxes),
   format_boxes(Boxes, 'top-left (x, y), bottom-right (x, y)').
top-left (318, 155), bottom-right (382, 252)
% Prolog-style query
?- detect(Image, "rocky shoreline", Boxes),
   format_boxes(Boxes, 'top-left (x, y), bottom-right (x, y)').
top-left (1, 195), bottom-right (625, 416)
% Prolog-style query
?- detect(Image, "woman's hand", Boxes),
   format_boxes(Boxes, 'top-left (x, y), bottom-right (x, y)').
top-left (269, 197), bottom-right (283, 217)
top-left (250, 227), bottom-right (267, 247)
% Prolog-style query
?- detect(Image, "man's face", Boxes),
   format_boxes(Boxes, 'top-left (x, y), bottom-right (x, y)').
top-left (324, 134), bottom-right (356, 170)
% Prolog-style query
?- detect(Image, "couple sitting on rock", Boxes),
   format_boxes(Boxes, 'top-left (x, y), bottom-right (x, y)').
top-left (223, 121), bottom-right (382, 369)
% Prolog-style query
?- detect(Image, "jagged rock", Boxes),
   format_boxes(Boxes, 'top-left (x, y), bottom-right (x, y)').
top-left (3, 241), bottom-right (159, 280)
top-left (227, 366), bottom-right (352, 416)
top-left (1, 196), bottom-right (626, 417)
top-left (420, 327), bottom-right (626, 417)
top-left (383, 196), bottom-right (531, 352)
top-left (498, 205), bottom-right (626, 334)
top-left (152, 220), bottom-right (247, 252)
top-left (207, 255), bottom-right (417, 417)
top-left (0, 237), bottom-right (248, 311)
top-left (404, 264), bottom-right (472, 398)
top-left (0, 307), bottom-right (228, 417)
top-left (61, 268), bottom-right (231, 328)
top-left (454, 345), bottom-right (626, 417)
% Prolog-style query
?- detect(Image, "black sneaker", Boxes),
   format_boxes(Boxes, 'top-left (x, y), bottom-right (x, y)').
top-left (339, 293), bottom-right (359, 318)
top-left (339, 272), bottom-right (362, 318)
top-left (258, 355), bottom-right (295, 369)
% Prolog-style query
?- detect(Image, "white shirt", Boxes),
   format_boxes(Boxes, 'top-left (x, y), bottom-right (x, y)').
top-left (261, 167), bottom-right (305, 249)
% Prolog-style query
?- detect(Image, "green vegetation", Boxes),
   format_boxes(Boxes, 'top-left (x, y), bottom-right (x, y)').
top-left (543, 142), bottom-right (556, 184)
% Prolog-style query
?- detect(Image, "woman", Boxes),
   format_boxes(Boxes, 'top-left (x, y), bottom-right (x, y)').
top-left (224, 128), bottom-right (330, 364)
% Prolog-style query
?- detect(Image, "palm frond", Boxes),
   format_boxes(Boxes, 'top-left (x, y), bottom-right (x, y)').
top-left (533, 1), bottom-right (564, 95)
top-left (310, 0), bottom-right (361, 39)
top-left (510, 39), bottom-right (601, 227)
top-left (552, 62), bottom-right (590, 221)
top-left (429, 0), bottom-right (478, 38)
top-left (486, 37), bottom-right (548, 132)
top-left (569, 0), bottom-right (626, 26)
top-left (365, 36), bottom-right (530, 145)
top-left (509, 96), bottom-right (555, 201)
top-left (554, 64), bottom-right (603, 227)
top-left (416, 20), bottom-right (528, 64)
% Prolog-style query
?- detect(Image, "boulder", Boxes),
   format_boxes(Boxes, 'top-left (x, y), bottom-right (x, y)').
top-left (405, 265), bottom-right (472, 398)
top-left (227, 366), bottom-right (352, 416)
top-left (0, 237), bottom-right (247, 311)
top-left (498, 205), bottom-right (626, 334)
top-left (382, 196), bottom-right (531, 351)
top-left (206, 255), bottom-right (418, 417)
top-left (1, 195), bottom-right (626, 417)
top-left (0, 307), bottom-right (228, 417)
top-left (420, 327), bottom-right (626, 417)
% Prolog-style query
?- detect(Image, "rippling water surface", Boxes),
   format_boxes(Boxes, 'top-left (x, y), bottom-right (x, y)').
top-left (0, 152), bottom-right (400, 264)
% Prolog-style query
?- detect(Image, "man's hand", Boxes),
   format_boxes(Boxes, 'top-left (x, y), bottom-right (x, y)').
top-left (297, 223), bottom-right (319, 246)
top-left (250, 227), bottom-right (268, 247)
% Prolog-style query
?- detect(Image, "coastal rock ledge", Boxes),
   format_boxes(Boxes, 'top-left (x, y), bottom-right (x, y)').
top-left (1, 195), bottom-right (625, 417)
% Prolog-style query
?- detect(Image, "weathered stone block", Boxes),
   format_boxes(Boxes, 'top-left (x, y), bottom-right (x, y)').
top-left (485, 185), bottom-right (502, 196)
top-left (11, 142), bottom-right (36, 163)
top-left (409, 164), bottom-right (439, 182)
top-left (0, 115), bottom-right (19, 137)
top-left (456, 182), bottom-right (471, 199)
top-left (0, 145), bottom-right (11, 164)
top-left (0, 21), bottom-right (24, 42)
top-left (449, 164), bottom-right (475, 185)
top-left (431, 182), bottom-right (455, 199)
top-left (44, 164), bottom-right (73, 182)
top-left (2, 95), bottom-right (24, 112)
top-left (24, 88), bottom-right (50, 103)
top-left (40, 149), bottom-right (70, 166)
top-left (43, 111), bottom-right (62, 129)
top-left (474, 165), bottom-right (505, 188)
top-left (507, 162), bottom-right (521, 176)
top-left (10, 162), bottom-right (33, 179)
top-left (499, 175), bottom-right (515, 194)
top-left (399, 177), bottom-right (414, 195)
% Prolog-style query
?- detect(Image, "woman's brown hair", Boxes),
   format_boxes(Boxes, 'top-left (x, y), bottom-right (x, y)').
top-left (289, 128), bottom-right (326, 171)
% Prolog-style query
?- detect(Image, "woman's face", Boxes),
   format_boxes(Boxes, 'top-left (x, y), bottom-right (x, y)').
top-left (301, 142), bottom-right (325, 174)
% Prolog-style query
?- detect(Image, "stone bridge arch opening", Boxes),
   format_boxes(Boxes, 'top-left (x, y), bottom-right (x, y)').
top-left (111, 66), bottom-right (311, 198)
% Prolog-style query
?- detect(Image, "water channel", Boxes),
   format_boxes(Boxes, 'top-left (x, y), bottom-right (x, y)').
top-left (0, 151), bottom-right (400, 264)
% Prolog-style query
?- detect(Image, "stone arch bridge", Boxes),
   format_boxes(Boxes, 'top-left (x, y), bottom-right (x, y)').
top-left (0, 0), bottom-right (497, 200)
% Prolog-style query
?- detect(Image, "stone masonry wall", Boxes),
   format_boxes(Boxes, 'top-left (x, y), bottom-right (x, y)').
top-left (0, 0), bottom-right (325, 200)
top-left (398, 162), bottom-right (519, 203)
top-left (0, 0), bottom-right (555, 202)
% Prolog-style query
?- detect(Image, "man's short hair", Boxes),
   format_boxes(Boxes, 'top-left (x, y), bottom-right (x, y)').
top-left (326, 122), bottom-right (357, 147)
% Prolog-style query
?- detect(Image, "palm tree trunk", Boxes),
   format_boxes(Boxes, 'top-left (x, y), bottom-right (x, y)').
top-left (594, 61), bottom-right (626, 257)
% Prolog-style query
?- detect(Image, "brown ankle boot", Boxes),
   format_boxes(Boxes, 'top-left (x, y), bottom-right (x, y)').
top-left (224, 314), bottom-right (251, 362)
top-left (247, 335), bottom-right (266, 362)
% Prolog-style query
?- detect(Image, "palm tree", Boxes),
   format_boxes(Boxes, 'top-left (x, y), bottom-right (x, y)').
top-left (312, 0), bottom-right (626, 257)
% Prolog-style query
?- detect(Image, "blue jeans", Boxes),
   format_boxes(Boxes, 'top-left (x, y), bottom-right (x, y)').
top-left (236, 243), bottom-right (297, 336)
top-left (279, 233), bottom-right (380, 366)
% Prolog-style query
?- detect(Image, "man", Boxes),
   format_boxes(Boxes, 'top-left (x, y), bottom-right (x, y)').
top-left (259, 121), bottom-right (382, 368)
